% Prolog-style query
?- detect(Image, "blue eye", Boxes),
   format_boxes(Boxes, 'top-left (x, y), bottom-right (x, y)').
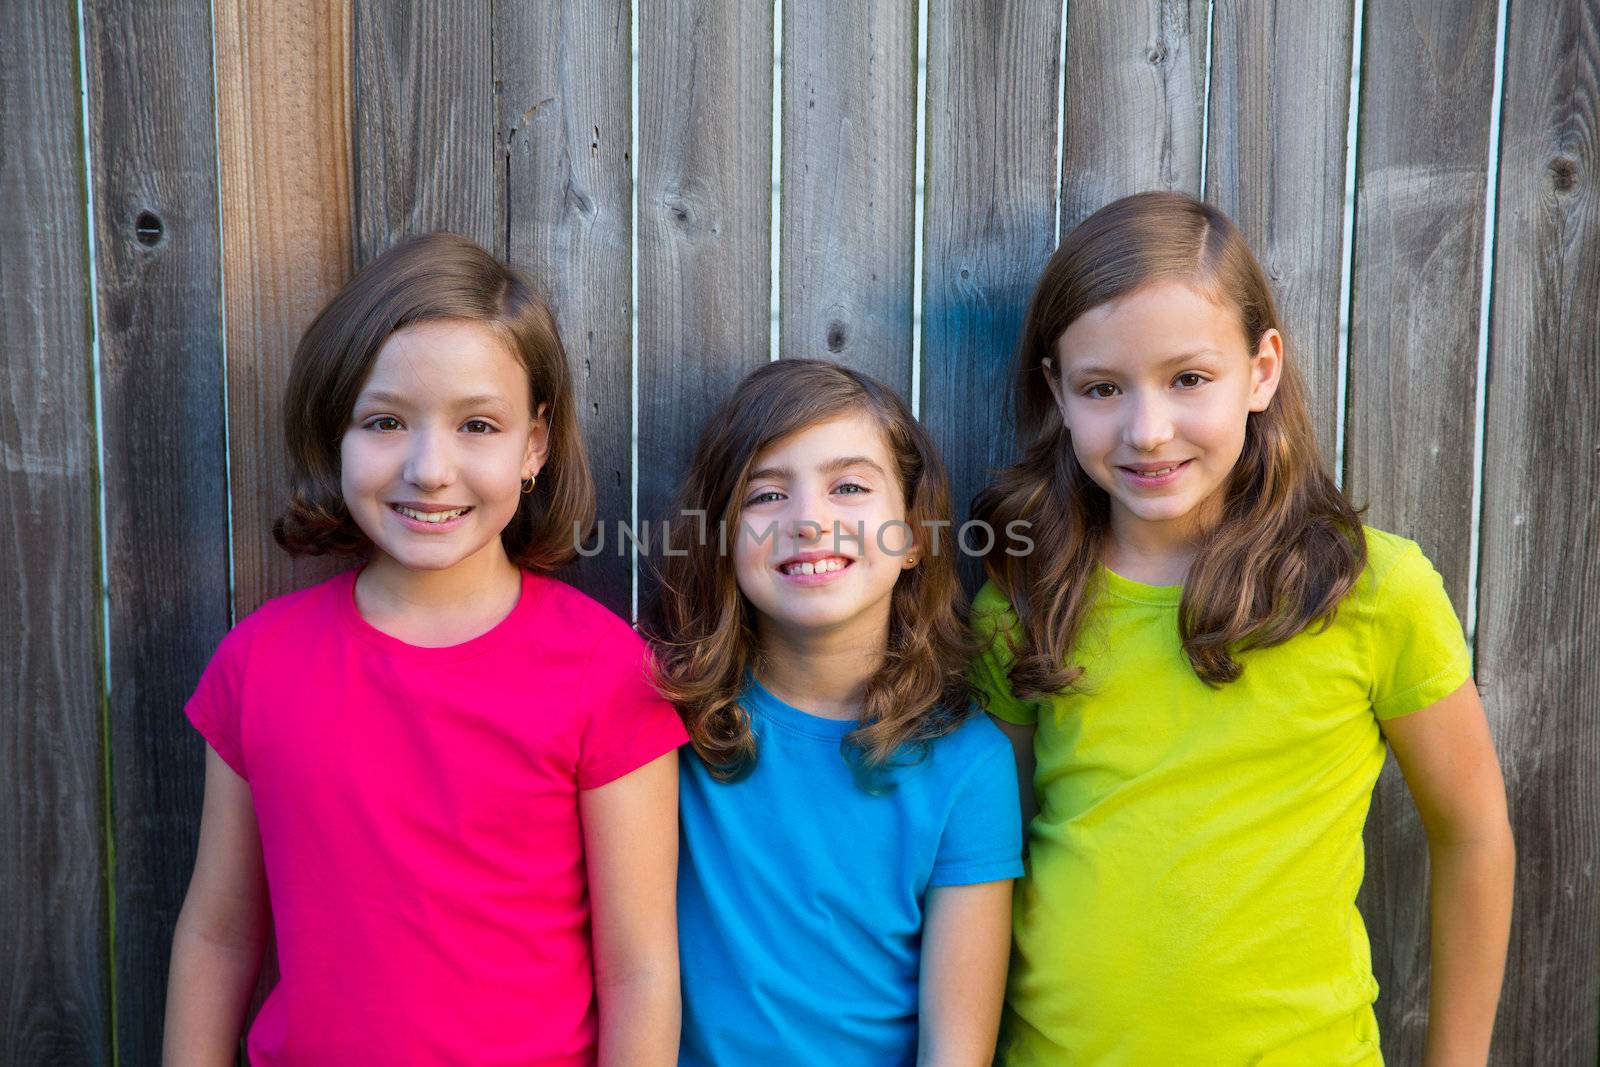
top-left (745, 490), bottom-right (785, 506)
top-left (834, 482), bottom-right (869, 495)
top-left (365, 416), bottom-right (401, 432)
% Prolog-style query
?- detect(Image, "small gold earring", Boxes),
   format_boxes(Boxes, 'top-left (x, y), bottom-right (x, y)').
top-left (906, 555), bottom-right (917, 566)
top-left (521, 474), bottom-right (536, 495)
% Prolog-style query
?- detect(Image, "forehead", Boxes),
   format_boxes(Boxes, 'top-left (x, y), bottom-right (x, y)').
top-left (751, 410), bottom-right (895, 471)
top-left (361, 319), bottom-right (530, 409)
top-left (1055, 281), bottom-right (1248, 371)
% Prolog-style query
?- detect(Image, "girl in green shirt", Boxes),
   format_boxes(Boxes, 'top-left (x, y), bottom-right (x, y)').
top-left (971, 191), bottom-right (1515, 1066)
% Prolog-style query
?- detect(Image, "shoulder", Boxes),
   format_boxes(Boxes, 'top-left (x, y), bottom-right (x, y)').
top-left (521, 573), bottom-right (648, 663)
top-left (220, 569), bottom-right (356, 654)
top-left (1352, 527), bottom-right (1449, 610)
top-left (971, 580), bottom-right (1021, 645)
top-left (926, 708), bottom-right (1014, 770)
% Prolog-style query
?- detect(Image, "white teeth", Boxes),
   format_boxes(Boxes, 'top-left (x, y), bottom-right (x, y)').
top-left (783, 557), bottom-right (848, 576)
top-left (395, 505), bottom-right (468, 523)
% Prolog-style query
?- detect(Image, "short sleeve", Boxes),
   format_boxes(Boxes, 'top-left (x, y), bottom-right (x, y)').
top-left (930, 729), bottom-right (1024, 887)
top-left (185, 622), bottom-right (253, 779)
top-left (969, 582), bottom-right (1041, 726)
top-left (1369, 540), bottom-right (1473, 720)
top-left (577, 631), bottom-right (689, 790)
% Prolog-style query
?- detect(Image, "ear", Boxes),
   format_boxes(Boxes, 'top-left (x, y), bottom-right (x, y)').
top-left (1041, 356), bottom-right (1069, 416)
top-left (523, 402), bottom-right (551, 479)
top-left (1247, 329), bottom-right (1284, 413)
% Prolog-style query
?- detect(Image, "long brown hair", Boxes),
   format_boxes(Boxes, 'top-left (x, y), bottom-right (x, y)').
top-left (273, 232), bottom-right (595, 571)
top-left (643, 359), bottom-right (973, 782)
top-left (973, 191), bottom-right (1365, 694)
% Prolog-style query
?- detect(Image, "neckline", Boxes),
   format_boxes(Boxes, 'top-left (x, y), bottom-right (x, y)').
top-left (745, 676), bottom-right (859, 741)
top-left (1098, 563), bottom-right (1184, 606)
top-left (336, 566), bottom-right (541, 660)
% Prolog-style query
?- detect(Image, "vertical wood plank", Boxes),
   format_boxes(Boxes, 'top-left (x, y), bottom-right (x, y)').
top-left (779, 0), bottom-right (916, 395)
top-left (1479, 0), bottom-right (1600, 1059)
top-left (498, 0), bottom-right (634, 615)
top-left (353, 1), bottom-right (499, 262)
top-left (637, 0), bottom-right (773, 543)
top-left (1205, 0), bottom-right (1355, 458)
top-left (1342, 2), bottom-right (1499, 1061)
top-left (0, 3), bottom-right (110, 1062)
top-left (81, 0), bottom-right (231, 1060)
top-left (1059, 0), bottom-right (1209, 233)
top-left (215, 0), bottom-right (354, 619)
top-left (920, 0), bottom-right (1061, 576)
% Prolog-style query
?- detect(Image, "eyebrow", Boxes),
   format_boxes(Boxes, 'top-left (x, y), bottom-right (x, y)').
top-left (355, 390), bottom-right (516, 413)
top-left (747, 455), bottom-right (889, 482)
top-left (1067, 349), bottom-right (1225, 379)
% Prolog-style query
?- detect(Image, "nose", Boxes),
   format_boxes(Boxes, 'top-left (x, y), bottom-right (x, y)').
top-left (403, 425), bottom-right (456, 491)
top-left (1123, 391), bottom-right (1175, 453)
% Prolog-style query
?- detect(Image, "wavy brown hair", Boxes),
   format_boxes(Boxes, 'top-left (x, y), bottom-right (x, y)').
top-left (973, 191), bottom-right (1365, 695)
top-left (272, 232), bottom-right (594, 571)
top-left (643, 359), bottom-right (973, 782)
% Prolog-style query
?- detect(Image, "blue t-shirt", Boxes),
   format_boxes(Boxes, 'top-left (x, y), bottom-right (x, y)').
top-left (677, 680), bottom-right (1023, 1066)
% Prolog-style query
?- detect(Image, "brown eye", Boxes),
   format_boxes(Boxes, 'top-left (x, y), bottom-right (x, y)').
top-left (1176, 373), bottom-right (1206, 389)
top-left (365, 416), bottom-right (401, 432)
top-left (1084, 383), bottom-right (1118, 399)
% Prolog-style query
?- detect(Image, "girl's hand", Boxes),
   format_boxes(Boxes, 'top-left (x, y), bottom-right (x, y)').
top-left (163, 747), bottom-right (270, 1066)
top-left (916, 880), bottom-right (1014, 1066)
top-left (582, 749), bottom-right (681, 1067)
top-left (1381, 678), bottom-right (1515, 1067)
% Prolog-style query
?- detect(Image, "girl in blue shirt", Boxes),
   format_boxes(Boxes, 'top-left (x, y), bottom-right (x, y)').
top-left (645, 359), bottom-right (1022, 1066)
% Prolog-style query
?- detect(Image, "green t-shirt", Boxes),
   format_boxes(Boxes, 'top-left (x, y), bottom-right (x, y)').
top-left (972, 528), bottom-right (1470, 1066)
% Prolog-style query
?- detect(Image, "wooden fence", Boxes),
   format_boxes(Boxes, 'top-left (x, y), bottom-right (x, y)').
top-left (3, 0), bottom-right (1595, 1063)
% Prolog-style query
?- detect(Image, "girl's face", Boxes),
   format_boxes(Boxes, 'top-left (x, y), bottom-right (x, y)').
top-left (733, 412), bottom-right (917, 643)
top-left (1046, 281), bottom-right (1282, 548)
top-left (341, 319), bottom-right (547, 576)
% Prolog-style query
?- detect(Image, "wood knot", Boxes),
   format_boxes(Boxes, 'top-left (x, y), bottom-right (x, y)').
top-left (134, 210), bottom-right (164, 247)
top-left (1549, 156), bottom-right (1579, 193)
top-left (1146, 43), bottom-right (1168, 66)
top-left (825, 321), bottom-right (848, 352)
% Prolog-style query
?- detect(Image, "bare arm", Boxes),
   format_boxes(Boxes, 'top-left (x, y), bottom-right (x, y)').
top-left (988, 715), bottom-right (1038, 836)
top-left (581, 749), bottom-right (681, 1067)
top-left (1381, 678), bottom-right (1515, 1067)
top-left (917, 881), bottom-right (1014, 1066)
top-left (163, 747), bottom-right (269, 1066)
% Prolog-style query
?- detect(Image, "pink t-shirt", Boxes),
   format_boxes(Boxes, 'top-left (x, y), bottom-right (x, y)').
top-left (185, 568), bottom-right (687, 1066)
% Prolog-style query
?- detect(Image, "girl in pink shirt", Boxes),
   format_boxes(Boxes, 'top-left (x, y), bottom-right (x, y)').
top-left (164, 233), bottom-right (686, 1066)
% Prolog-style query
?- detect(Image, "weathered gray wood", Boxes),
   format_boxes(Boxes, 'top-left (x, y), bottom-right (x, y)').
top-left (637, 0), bottom-right (773, 549)
top-left (353, 1), bottom-right (500, 262)
top-left (920, 0), bottom-right (1062, 581)
top-left (1206, 0), bottom-right (1355, 459)
top-left (1059, 0), bottom-right (1209, 233)
top-left (0, 3), bottom-right (111, 1063)
top-left (779, 0), bottom-right (916, 394)
top-left (1478, 1), bottom-right (1599, 1060)
top-left (81, 0), bottom-right (232, 1060)
top-left (498, 0), bottom-right (634, 615)
top-left (1342, 2), bottom-right (1500, 1061)
top-left (215, 0), bottom-right (354, 619)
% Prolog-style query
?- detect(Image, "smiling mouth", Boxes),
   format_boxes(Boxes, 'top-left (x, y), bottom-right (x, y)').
top-left (778, 557), bottom-right (852, 576)
top-left (391, 503), bottom-right (472, 523)
top-left (1120, 461), bottom-right (1189, 477)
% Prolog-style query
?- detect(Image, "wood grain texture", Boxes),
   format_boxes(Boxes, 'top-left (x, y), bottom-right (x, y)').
top-left (780, 0), bottom-right (916, 394)
top-left (637, 0), bottom-right (773, 555)
top-left (81, 0), bottom-right (231, 1060)
top-left (1478, 0), bottom-right (1599, 1060)
top-left (353, 1), bottom-right (500, 261)
top-left (920, 0), bottom-right (1061, 583)
top-left (1060, 0), bottom-right (1209, 233)
top-left (1205, 0), bottom-right (1355, 459)
top-left (1343, 3), bottom-right (1499, 1061)
top-left (498, 0), bottom-right (634, 615)
top-left (215, 0), bottom-right (354, 619)
top-left (0, 3), bottom-right (110, 1063)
